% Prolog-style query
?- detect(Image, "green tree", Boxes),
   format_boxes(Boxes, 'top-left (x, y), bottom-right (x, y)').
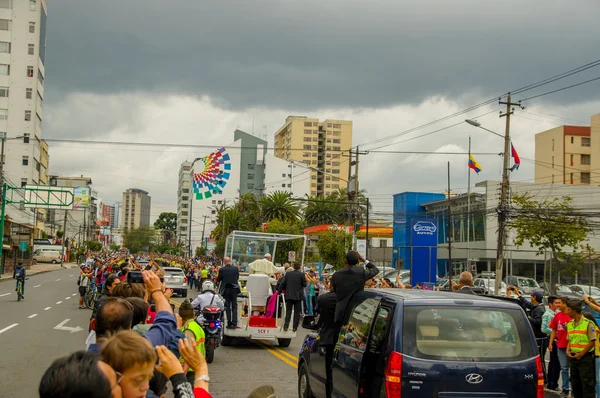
top-left (236, 192), bottom-right (261, 230)
top-left (315, 229), bottom-right (352, 270)
top-left (263, 219), bottom-right (305, 265)
top-left (511, 193), bottom-right (591, 293)
top-left (330, 187), bottom-right (370, 224)
top-left (123, 226), bottom-right (156, 253)
top-left (261, 191), bottom-right (299, 222)
top-left (196, 246), bottom-right (207, 257)
top-left (86, 241), bottom-right (102, 252)
top-left (109, 244), bottom-right (120, 251)
top-left (154, 212), bottom-right (177, 243)
top-left (303, 195), bottom-right (345, 226)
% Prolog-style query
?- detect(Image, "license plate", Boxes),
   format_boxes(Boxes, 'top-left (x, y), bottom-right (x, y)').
top-left (257, 329), bottom-right (272, 335)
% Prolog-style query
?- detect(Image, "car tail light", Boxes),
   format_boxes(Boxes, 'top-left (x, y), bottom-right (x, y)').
top-left (385, 351), bottom-right (402, 397)
top-left (183, 277), bottom-right (187, 284)
top-left (535, 355), bottom-right (544, 398)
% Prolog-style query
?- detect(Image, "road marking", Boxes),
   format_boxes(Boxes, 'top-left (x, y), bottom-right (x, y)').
top-left (0, 293), bottom-right (10, 297)
top-left (44, 307), bottom-right (51, 310)
top-left (34, 285), bottom-right (41, 288)
top-left (66, 297), bottom-right (71, 300)
top-left (55, 279), bottom-right (61, 282)
top-left (28, 314), bottom-right (38, 319)
top-left (71, 293), bottom-right (77, 296)
top-left (56, 301), bottom-right (62, 304)
top-left (260, 340), bottom-right (298, 362)
top-left (250, 339), bottom-right (298, 369)
top-left (0, 323), bottom-right (18, 334)
top-left (69, 274), bottom-right (74, 277)
top-left (54, 319), bottom-right (83, 333)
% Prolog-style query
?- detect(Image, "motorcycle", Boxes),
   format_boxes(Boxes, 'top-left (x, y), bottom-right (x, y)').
top-left (198, 305), bottom-right (223, 363)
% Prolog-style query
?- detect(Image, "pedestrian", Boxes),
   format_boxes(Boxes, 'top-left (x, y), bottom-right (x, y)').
top-left (278, 262), bottom-right (307, 332)
top-left (216, 256), bottom-right (240, 329)
top-left (549, 296), bottom-right (573, 397)
top-left (304, 270), bottom-right (316, 316)
top-left (453, 272), bottom-right (476, 294)
top-left (543, 295), bottom-right (561, 392)
top-left (508, 286), bottom-right (546, 342)
top-left (79, 266), bottom-right (94, 309)
top-left (316, 290), bottom-right (337, 398)
top-left (566, 300), bottom-right (596, 398)
top-left (582, 312), bottom-right (600, 398)
top-left (331, 251), bottom-right (379, 323)
top-left (13, 261), bottom-right (26, 298)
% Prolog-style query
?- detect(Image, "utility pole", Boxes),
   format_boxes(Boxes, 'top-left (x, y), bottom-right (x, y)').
top-left (61, 210), bottom-right (67, 266)
top-left (494, 93), bottom-right (521, 295)
top-left (200, 215), bottom-right (208, 248)
top-left (447, 162), bottom-right (452, 275)
top-left (352, 147), bottom-right (360, 249)
top-left (0, 133), bottom-right (5, 273)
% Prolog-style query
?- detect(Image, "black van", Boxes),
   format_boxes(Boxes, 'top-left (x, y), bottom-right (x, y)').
top-left (298, 289), bottom-right (544, 397)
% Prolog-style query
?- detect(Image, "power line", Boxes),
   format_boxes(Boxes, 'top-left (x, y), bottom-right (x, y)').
top-left (520, 75), bottom-right (600, 101)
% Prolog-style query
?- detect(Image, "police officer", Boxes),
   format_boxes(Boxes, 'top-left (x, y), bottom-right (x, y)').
top-left (566, 299), bottom-right (596, 398)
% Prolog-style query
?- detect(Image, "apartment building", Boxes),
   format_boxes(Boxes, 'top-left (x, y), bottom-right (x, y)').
top-left (122, 188), bottom-right (151, 229)
top-left (274, 116), bottom-right (352, 196)
top-left (534, 114), bottom-right (600, 185)
top-left (176, 161), bottom-right (192, 246)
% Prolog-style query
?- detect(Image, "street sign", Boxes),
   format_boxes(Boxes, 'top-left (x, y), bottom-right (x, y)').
top-left (19, 241), bottom-right (27, 252)
top-left (288, 251), bottom-right (296, 262)
top-left (23, 185), bottom-right (75, 209)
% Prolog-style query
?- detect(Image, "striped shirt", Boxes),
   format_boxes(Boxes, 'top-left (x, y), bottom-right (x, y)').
top-left (542, 308), bottom-right (556, 336)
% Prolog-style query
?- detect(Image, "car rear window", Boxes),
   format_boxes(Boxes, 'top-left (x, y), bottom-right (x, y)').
top-left (403, 305), bottom-right (535, 362)
top-left (165, 269), bottom-right (183, 274)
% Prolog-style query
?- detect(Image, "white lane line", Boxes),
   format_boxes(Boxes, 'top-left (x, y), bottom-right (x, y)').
top-left (0, 323), bottom-right (18, 334)
top-left (34, 285), bottom-right (41, 288)
top-left (65, 297), bottom-right (71, 300)
top-left (44, 307), bottom-right (51, 311)
top-left (0, 293), bottom-right (10, 297)
top-left (71, 293), bottom-right (77, 296)
top-left (28, 314), bottom-right (38, 319)
top-left (55, 279), bottom-right (61, 282)
top-left (56, 301), bottom-right (62, 304)
top-left (69, 274), bottom-right (74, 277)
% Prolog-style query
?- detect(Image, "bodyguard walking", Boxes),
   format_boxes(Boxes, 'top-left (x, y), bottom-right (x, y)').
top-left (278, 262), bottom-right (306, 332)
top-left (217, 256), bottom-right (240, 329)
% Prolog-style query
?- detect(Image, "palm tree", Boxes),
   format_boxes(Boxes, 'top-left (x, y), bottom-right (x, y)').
top-left (261, 191), bottom-right (299, 222)
top-left (303, 195), bottom-right (345, 226)
top-left (329, 187), bottom-right (370, 223)
top-left (236, 192), bottom-right (261, 230)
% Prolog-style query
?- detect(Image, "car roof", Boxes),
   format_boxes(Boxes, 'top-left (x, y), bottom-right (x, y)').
top-left (367, 288), bottom-right (521, 308)
top-left (163, 267), bottom-right (183, 271)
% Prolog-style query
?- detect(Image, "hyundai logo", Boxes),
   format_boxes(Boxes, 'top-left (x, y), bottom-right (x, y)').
top-left (465, 373), bottom-right (483, 384)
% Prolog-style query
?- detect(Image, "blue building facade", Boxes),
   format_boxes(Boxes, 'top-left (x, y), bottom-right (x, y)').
top-left (392, 192), bottom-right (445, 273)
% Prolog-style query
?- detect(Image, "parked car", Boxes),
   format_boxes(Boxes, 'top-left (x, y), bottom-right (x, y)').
top-left (298, 289), bottom-right (543, 397)
top-left (380, 268), bottom-right (410, 287)
top-left (32, 249), bottom-right (62, 264)
top-left (539, 282), bottom-right (582, 301)
top-left (473, 278), bottom-right (508, 296)
top-left (503, 276), bottom-right (540, 294)
top-left (569, 284), bottom-right (600, 300)
top-left (163, 267), bottom-right (188, 297)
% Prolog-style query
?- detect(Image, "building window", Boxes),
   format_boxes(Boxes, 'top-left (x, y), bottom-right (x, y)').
top-left (551, 156), bottom-right (554, 168)
top-left (30, 0), bottom-right (36, 10)
top-left (27, 66), bottom-right (34, 77)
top-left (333, 131), bottom-right (341, 136)
top-left (0, 109), bottom-right (7, 120)
top-left (22, 156), bottom-right (29, 166)
top-left (181, 196), bottom-right (188, 201)
top-left (21, 178), bottom-right (27, 187)
top-left (333, 123), bottom-right (342, 129)
top-left (380, 239), bottom-right (388, 248)
top-left (247, 164), bottom-right (255, 170)
top-left (26, 88), bottom-right (32, 99)
top-left (570, 154), bottom-right (574, 166)
top-left (247, 183), bottom-right (254, 190)
top-left (311, 175), bottom-right (317, 180)
top-left (0, 86), bottom-right (7, 98)
top-left (0, 42), bottom-right (9, 53)
top-left (23, 133), bottom-right (30, 144)
top-left (25, 110), bottom-right (31, 121)
top-left (552, 139), bottom-right (554, 151)
top-left (581, 154), bottom-right (591, 165)
top-left (247, 174), bottom-right (254, 180)
top-left (35, 160), bottom-right (40, 171)
top-left (570, 173), bottom-right (574, 184)
top-left (0, 19), bottom-right (10, 31)
top-left (303, 145), bottom-right (312, 150)
top-left (303, 152), bottom-right (310, 158)
top-left (38, 70), bottom-right (44, 85)
top-left (29, 22), bottom-right (35, 33)
top-left (582, 137), bottom-right (591, 147)
top-left (332, 169), bottom-right (340, 174)
top-left (0, 64), bottom-right (9, 75)
top-left (281, 183), bottom-right (286, 188)
top-left (303, 137), bottom-right (312, 142)
top-left (333, 139), bottom-right (341, 144)
top-left (181, 211), bottom-right (188, 217)
top-left (333, 146), bottom-right (341, 151)
top-left (0, 0), bottom-right (12, 8)
top-left (28, 44), bottom-right (35, 55)
top-left (571, 136), bottom-right (574, 144)
top-left (581, 172), bottom-right (591, 184)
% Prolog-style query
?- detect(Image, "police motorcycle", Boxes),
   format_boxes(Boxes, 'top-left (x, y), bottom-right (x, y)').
top-left (195, 281), bottom-right (224, 363)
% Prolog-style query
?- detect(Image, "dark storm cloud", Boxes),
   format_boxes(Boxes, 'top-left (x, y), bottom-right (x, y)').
top-left (45, 0), bottom-right (600, 109)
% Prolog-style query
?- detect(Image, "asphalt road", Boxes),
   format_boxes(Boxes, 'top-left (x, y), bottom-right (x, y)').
top-left (0, 266), bottom-right (89, 397)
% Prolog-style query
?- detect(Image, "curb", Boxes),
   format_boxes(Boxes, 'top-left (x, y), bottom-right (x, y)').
top-left (0, 264), bottom-right (78, 284)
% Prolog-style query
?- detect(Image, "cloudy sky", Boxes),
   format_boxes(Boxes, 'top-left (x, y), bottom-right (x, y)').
top-left (42, 0), bottom-right (600, 221)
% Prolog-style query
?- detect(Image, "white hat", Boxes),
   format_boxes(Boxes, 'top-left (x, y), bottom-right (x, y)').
top-left (264, 253), bottom-right (272, 258)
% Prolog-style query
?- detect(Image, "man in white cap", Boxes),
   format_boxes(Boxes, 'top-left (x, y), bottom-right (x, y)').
top-left (249, 253), bottom-right (284, 276)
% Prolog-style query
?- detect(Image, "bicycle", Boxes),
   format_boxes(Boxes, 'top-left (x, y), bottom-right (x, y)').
top-left (84, 283), bottom-right (100, 310)
top-left (16, 278), bottom-right (24, 302)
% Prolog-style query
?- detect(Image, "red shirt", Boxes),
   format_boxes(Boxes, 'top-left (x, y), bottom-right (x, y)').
top-left (550, 310), bottom-right (573, 349)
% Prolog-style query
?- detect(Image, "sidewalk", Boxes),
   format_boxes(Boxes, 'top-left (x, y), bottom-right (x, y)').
top-left (0, 262), bottom-right (79, 283)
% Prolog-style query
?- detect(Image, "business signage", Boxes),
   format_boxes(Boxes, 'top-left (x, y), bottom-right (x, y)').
top-left (73, 187), bottom-right (90, 210)
top-left (410, 219), bottom-right (438, 286)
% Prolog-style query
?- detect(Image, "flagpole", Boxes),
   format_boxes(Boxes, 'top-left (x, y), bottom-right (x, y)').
top-left (467, 136), bottom-right (471, 271)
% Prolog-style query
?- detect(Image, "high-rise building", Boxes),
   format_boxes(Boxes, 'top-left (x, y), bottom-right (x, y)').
top-left (274, 116), bottom-right (353, 197)
top-left (122, 188), bottom-right (151, 229)
top-left (534, 116), bottom-right (599, 185)
top-left (0, 0), bottom-right (49, 241)
top-left (109, 205), bottom-right (117, 229)
top-left (176, 161), bottom-right (192, 246)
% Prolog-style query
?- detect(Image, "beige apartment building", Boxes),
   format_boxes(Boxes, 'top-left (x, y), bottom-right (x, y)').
top-left (274, 116), bottom-right (352, 196)
top-left (122, 188), bottom-right (151, 229)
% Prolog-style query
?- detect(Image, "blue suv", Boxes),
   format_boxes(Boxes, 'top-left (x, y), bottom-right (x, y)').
top-left (298, 289), bottom-right (544, 397)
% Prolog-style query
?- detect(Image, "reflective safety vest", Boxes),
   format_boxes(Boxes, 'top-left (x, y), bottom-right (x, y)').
top-left (567, 317), bottom-right (592, 353)
top-left (201, 269), bottom-right (209, 279)
top-left (180, 320), bottom-right (206, 357)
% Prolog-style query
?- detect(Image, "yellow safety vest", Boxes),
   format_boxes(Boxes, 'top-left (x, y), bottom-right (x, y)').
top-left (567, 317), bottom-right (592, 353)
top-left (201, 269), bottom-right (209, 279)
top-left (180, 320), bottom-right (206, 357)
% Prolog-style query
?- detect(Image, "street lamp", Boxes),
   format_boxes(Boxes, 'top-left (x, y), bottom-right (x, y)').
top-left (465, 119), bottom-right (504, 138)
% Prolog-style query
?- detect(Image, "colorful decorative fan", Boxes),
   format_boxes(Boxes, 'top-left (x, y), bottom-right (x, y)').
top-left (192, 147), bottom-right (231, 200)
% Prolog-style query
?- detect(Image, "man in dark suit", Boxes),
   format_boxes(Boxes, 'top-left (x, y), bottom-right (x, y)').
top-left (216, 256), bottom-right (240, 329)
top-left (331, 251), bottom-right (379, 323)
top-left (278, 262), bottom-right (307, 332)
top-left (316, 291), bottom-right (337, 398)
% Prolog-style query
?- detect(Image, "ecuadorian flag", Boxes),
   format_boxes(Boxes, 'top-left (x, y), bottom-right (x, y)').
top-left (468, 155), bottom-right (482, 174)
